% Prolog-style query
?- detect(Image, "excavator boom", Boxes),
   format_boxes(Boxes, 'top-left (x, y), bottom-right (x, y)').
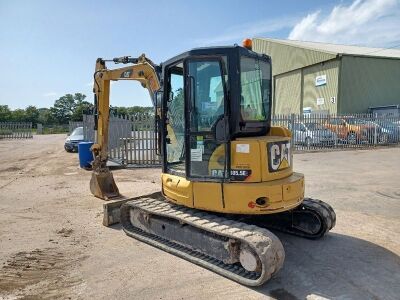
top-left (90, 54), bottom-right (160, 200)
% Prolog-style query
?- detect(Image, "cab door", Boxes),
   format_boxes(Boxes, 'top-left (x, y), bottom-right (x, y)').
top-left (184, 57), bottom-right (229, 181)
top-left (162, 61), bottom-right (194, 207)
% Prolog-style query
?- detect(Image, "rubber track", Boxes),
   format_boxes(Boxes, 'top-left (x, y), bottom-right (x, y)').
top-left (120, 197), bottom-right (285, 286)
top-left (304, 198), bottom-right (336, 230)
top-left (268, 198), bottom-right (336, 239)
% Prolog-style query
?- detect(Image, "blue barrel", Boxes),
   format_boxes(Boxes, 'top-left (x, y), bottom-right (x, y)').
top-left (78, 142), bottom-right (94, 169)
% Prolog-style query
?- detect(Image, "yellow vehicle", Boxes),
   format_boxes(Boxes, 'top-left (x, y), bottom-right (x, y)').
top-left (91, 40), bottom-right (336, 286)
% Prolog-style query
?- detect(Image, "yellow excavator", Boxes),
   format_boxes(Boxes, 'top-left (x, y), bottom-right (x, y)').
top-left (90, 39), bottom-right (336, 286)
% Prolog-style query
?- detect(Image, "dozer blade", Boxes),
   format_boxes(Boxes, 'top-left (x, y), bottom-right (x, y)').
top-left (102, 192), bottom-right (163, 226)
top-left (241, 198), bottom-right (336, 239)
top-left (90, 170), bottom-right (120, 200)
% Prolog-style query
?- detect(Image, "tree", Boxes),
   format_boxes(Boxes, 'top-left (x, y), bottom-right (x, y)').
top-left (110, 106), bottom-right (153, 117)
top-left (51, 93), bottom-right (88, 123)
top-left (51, 94), bottom-right (75, 123)
top-left (110, 106), bottom-right (128, 116)
top-left (11, 109), bottom-right (27, 122)
top-left (25, 106), bottom-right (40, 125)
top-left (1, 92), bottom-right (155, 126)
top-left (73, 93), bottom-right (86, 104)
top-left (127, 106), bottom-right (153, 116)
top-left (72, 100), bottom-right (93, 121)
top-left (37, 108), bottom-right (57, 125)
top-left (0, 105), bottom-right (12, 122)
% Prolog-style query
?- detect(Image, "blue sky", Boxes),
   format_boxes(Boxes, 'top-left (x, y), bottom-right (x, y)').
top-left (1, 0), bottom-right (399, 109)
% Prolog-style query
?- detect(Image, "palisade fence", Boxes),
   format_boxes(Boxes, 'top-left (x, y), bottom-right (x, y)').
top-left (272, 113), bottom-right (400, 151)
top-left (81, 112), bottom-right (400, 167)
top-left (0, 122), bottom-right (32, 139)
top-left (69, 121), bottom-right (83, 134)
top-left (82, 114), bottom-right (160, 167)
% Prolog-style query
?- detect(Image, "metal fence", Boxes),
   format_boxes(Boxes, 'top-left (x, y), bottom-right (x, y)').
top-left (83, 114), bottom-right (160, 167)
top-left (80, 112), bottom-right (400, 167)
top-left (0, 122), bottom-right (32, 139)
top-left (36, 124), bottom-right (70, 134)
top-left (119, 114), bottom-right (159, 166)
top-left (69, 121), bottom-right (83, 134)
top-left (272, 113), bottom-right (400, 151)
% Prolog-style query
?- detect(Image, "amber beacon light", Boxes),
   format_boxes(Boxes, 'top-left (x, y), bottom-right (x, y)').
top-left (242, 38), bottom-right (252, 50)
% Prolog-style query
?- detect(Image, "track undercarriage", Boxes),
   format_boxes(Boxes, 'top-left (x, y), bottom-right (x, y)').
top-left (119, 195), bottom-right (335, 286)
top-left (239, 198), bottom-right (336, 239)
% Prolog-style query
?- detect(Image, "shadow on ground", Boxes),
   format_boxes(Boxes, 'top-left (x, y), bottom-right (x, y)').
top-left (254, 232), bottom-right (400, 300)
top-left (108, 221), bottom-right (399, 299)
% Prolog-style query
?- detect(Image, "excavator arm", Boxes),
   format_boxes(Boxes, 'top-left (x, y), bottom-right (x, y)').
top-left (90, 54), bottom-right (161, 200)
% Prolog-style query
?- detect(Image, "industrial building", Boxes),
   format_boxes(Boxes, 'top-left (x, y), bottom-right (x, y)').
top-left (253, 38), bottom-right (400, 115)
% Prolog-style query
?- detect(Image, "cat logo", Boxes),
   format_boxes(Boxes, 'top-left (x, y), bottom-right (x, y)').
top-left (268, 141), bottom-right (291, 172)
top-left (120, 69), bottom-right (133, 78)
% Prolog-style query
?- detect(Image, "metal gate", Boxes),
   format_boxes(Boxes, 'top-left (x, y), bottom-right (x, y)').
top-left (83, 114), bottom-right (161, 167)
top-left (68, 121), bottom-right (83, 134)
top-left (0, 122), bottom-right (32, 139)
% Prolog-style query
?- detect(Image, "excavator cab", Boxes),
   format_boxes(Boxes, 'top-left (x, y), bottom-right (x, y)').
top-left (161, 46), bottom-right (271, 183)
top-left (158, 46), bottom-right (302, 213)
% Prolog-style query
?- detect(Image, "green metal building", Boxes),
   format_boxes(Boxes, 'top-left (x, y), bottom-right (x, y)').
top-left (253, 38), bottom-right (400, 115)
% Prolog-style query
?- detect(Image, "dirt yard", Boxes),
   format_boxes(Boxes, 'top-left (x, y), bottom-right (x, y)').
top-left (0, 134), bottom-right (399, 300)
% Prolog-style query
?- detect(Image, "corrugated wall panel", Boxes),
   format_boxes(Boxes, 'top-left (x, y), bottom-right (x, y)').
top-left (340, 56), bottom-right (400, 113)
top-left (275, 70), bottom-right (301, 115)
top-left (302, 60), bottom-right (339, 114)
top-left (253, 38), bottom-right (336, 75)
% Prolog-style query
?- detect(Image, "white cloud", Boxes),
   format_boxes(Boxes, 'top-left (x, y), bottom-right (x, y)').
top-left (288, 0), bottom-right (400, 47)
top-left (43, 92), bottom-right (57, 97)
top-left (195, 16), bottom-right (298, 46)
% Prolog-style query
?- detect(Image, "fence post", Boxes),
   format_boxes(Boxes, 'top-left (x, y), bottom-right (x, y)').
top-left (373, 113), bottom-right (378, 146)
top-left (290, 113), bottom-right (295, 148)
top-left (37, 124), bottom-right (43, 135)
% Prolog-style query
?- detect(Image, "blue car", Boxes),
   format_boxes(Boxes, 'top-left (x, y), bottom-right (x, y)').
top-left (64, 127), bottom-right (84, 152)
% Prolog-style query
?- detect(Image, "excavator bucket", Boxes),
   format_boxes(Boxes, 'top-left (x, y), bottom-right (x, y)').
top-left (90, 169), bottom-right (120, 200)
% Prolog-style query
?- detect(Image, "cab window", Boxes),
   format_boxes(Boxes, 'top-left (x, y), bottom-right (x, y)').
top-left (240, 56), bottom-right (271, 121)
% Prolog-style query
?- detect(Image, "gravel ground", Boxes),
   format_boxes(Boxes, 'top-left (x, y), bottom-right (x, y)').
top-left (0, 134), bottom-right (399, 300)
